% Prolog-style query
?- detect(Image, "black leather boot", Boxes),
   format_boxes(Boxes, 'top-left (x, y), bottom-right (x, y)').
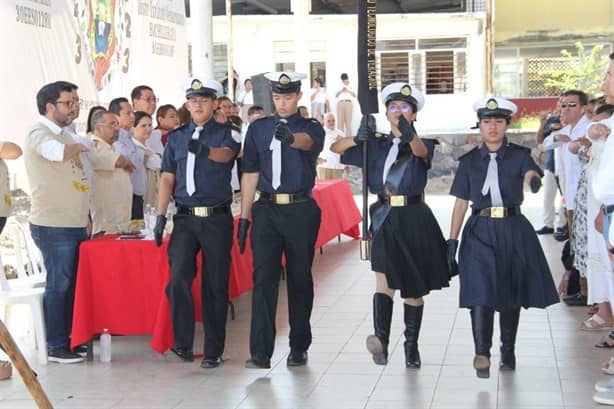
top-left (366, 293), bottom-right (393, 365)
top-left (403, 304), bottom-right (423, 369)
top-left (470, 306), bottom-right (494, 378)
top-left (499, 307), bottom-right (520, 371)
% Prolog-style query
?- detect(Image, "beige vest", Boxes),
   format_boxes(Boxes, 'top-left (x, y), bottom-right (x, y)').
top-left (89, 135), bottom-right (133, 233)
top-left (0, 142), bottom-right (11, 217)
top-left (24, 122), bottom-right (89, 227)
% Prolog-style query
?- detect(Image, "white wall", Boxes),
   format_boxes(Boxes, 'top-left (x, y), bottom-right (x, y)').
top-left (212, 12), bottom-right (487, 134)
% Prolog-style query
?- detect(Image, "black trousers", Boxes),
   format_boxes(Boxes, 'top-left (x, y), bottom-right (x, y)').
top-left (131, 194), bottom-right (144, 220)
top-left (249, 198), bottom-right (321, 359)
top-left (166, 212), bottom-right (233, 358)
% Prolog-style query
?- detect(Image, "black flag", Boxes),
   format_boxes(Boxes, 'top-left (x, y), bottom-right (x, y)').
top-left (357, 0), bottom-right (378, 115)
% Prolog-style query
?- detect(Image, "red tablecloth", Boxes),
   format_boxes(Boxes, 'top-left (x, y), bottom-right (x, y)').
top-left (71, 179), bottom-right (361, 351)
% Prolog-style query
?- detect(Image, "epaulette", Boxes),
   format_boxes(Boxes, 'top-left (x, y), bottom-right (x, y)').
top-left (307, 118), bottom-right (321, 125)
top-left (169, 124), bottom-right (190, 135)
top-left (508, 142), bottom-right (530, 152)
top-left (458, 146), bottom-right (479, 160)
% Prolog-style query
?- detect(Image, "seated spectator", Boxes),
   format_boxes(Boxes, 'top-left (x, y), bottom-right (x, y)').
top-left (298, 105), bottom-right (310, 119)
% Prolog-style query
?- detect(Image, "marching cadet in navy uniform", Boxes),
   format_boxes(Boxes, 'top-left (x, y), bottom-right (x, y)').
top-left (331, 82), bottom-right (450, 368)
top-left (238, 72), bottom-right (324, 369)
top-left (153, 78), bottom-right (240, 368)
top-left (447, 97), bottom-right (559, 378)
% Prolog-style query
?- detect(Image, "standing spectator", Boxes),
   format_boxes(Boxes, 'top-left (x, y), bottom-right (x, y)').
top-left (238, 71), bottom-right (324, 369)
top-left (88, 110), bottom-right (134, 234)
top-left (131, 85), bottom-right (163, 157)
top-left (247, 105), bottom-right (264, 124)
top-left (131, 112), bottom-right (160, 214)
top-left (0, 141), bottom-right (22, 234)
top-left (85, 105), bottom-right (106, 135)
top-left (311, 78), bottom-right (329, 123)
top-left (298, 106), bottom-right (310, 119)
top-left (335, 73), bottom-right (356, 136)
top-left (317, 113), bottom-right (347, 180)
top-left (109, 98), bottom-right (142, 217)
top-left (238, 78), bottom-right (254, 124)
top-left (153, 78), bottom-right (239, 368)
top-left (25, 81), bottom-right (90, 363)
top-left (535, 103), bottom-right (565, 235)
top-left (156, 104), bottom-right (179, 147)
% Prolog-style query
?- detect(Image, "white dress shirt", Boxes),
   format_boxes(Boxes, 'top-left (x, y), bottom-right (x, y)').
top-left (319, 128), bottom-right (345, 170)
top-left (590, 116), bottom-right (614, 207)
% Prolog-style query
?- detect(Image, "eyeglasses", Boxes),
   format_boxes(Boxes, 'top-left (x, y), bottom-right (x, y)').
top-left (388, 103), bottom-right (411, 114)
top-left (560, 102), bottom-right (578, 108)
top-left (55, 100), bottom-right (80, 108)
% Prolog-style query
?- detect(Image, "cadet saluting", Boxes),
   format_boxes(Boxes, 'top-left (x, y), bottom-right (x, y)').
top-left (238, 72), bottom-right (324, 369)
top-left (331, 82), bottom-right (450, 368)
top-left (154, 78), bottom-right (240, 368)
top-left (447, 97), bottom-right (559, 378)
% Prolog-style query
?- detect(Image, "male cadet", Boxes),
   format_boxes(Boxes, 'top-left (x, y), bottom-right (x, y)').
top-left (238, 72), bottom-right (325, 368)
top-left (88, 110), bottom-right (135, 234)
top-left (153, 78), bottom-right (240, 369)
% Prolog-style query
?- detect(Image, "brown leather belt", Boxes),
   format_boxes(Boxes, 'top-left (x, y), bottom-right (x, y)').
top-left (177, 205), bottom-right (230, 217)
top-left (378, 194), bottom-right (423, 207)
top-left (258, 191), bottom-right (311, 205)
top-left (472, 206), bottom-right (521, 218)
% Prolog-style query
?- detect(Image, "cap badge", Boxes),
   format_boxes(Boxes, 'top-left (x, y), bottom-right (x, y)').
top-left (279, 74), bottom-right (291, 85)
top-left (400, 85), bottom-right (412, 96)
top-left (191, 79), bottom-right (203, 90)
top-left (486, 98), bottom-right (499, 110)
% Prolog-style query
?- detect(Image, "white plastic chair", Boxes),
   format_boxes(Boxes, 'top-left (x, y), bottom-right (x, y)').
top-left (0, 222), bottom-right (47, 365)
top-left (4, 217), bottom-right (46, 289)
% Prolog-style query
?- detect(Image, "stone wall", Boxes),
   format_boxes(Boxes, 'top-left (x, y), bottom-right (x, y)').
top-left (343, 130), bottom-right (541, 194)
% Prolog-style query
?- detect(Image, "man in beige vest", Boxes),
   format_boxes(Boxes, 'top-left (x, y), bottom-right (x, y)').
top-left (25, 81), bottom-right (90, 364)
top-left (0, 141), bottom-right (22, 233)
top-left (88, 110), bottom-right (135, 234)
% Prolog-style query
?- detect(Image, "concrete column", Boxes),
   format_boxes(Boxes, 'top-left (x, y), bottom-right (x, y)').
top-left (291, 0), bottom-right (311, 106)
top-left (189, 0), bottom-right (213, 78)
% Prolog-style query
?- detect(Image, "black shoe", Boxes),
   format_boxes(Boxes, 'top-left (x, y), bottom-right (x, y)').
top-left (73, 344), bottom-right (88, 356)
top-left (554, 226), bottom-right (569, 242)
top-left (287, 350), bottom-right (308, 367)
top-left (245, 356), bottom-right (271, 369)
top-left (564, 293), bottom-right (588, 307)
top-left (48, 347), bottom-right (84, 364)
top-left (535, 226), bottom-right (554, 235)
top-left (165, 347), bottom-right (194, 362)
top-left (200, 357), bottom-right (222, 368)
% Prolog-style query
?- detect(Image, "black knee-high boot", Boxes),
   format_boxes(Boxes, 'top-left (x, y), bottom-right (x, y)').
top-left (404, 304), bottom-right (423, 369)
top-left (499, 307), bottom-right (520, 370)
top-left (366, 293), bottom-right (393, 365)
top-left (470, 306), bottom-right (494, 378)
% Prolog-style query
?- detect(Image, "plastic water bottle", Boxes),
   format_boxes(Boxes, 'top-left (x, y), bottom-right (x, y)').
top-left (99, 329), bottom-right (111, 362)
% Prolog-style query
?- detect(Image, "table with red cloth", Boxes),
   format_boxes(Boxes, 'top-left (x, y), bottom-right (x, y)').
top-left (70, 179), bottom-right (361, 353)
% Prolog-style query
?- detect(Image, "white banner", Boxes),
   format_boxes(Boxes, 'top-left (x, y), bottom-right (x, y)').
top-left (1, 0), bottom-right (188, 144)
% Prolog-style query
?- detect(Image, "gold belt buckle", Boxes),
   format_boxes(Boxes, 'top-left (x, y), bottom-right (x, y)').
top-left (490, 206), bottom-right (505, 218)
top-left (275, 194), bottom-right (291, 205)
top-left (389, 195), bottom-right (406, 207)
top-left (193, 207), bottom-right (211, 217)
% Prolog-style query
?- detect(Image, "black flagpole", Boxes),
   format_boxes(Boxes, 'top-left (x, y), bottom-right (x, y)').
top-left (357, 0), bottom-right (378, 260)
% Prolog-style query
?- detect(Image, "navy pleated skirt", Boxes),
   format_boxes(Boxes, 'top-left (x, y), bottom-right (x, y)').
top-left (370, 202), bottom-right (450, 299)
top-left (458, 214), bottom-right (559, 310)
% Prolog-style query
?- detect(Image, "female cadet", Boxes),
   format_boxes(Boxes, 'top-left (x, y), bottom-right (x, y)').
top-left (331, 82), bottom-right (450, 368)
top-left (447, 97), bottom-right (559, 378)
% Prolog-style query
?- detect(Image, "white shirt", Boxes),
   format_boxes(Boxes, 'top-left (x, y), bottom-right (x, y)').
top-left (239, 90), bottom-right (253, 105)
top-left (543, 115), bottom-right (590, 210)
top-left (146, 129), bottom-right (164, 156)
top-left (336, 83), bottom-right (356, 102)
top-left (318, 128), bottom-right (345, 170)
top-left (590, 116), bottom-right (614, 207)
top-left (312, 88), bottom-right (328, 104)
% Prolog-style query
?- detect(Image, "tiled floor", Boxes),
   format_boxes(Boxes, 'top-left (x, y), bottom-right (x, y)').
top-left (0, 193), bottom-right (611, 408)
